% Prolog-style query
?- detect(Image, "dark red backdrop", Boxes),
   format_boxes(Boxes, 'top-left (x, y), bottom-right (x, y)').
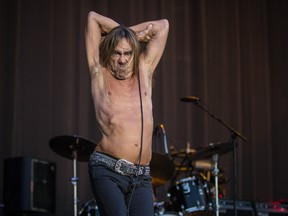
top-left (1, 0), bottom-right (288, 215)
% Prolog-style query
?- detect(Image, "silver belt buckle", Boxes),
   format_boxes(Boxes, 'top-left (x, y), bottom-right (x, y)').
top-left (136, 166), bottom-right (144, 176)
top-left (115, 159), bottom-right (133, 175)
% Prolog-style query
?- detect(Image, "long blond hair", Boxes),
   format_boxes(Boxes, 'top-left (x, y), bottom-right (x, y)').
top-left (99, 26), bottom-right (140, 74)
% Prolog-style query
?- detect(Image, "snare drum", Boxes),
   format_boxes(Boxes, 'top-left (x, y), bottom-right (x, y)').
top-left (169, 175), bottom-right (212, 215)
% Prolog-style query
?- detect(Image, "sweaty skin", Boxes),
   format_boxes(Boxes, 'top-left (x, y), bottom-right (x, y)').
top-left (92, 67), bottom-right (153, 165)
top-left (86, 12), bottom-right (169, 165)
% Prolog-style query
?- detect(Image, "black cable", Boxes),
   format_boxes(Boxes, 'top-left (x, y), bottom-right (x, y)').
top-left (127, 70), bottom-right (144, 215)
top-left (136, 71), bottom-right (144, 166)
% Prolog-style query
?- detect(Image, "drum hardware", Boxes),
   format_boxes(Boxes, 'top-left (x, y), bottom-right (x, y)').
top-left (170, 143), bottom-right (199, 184)
top-left (154, 201), bottom-right (179, 215)
top-left (212, 153), bottom-right (220, 216)
top-left (49, 135), bottom-right (96, 216)
top-left (180, 96), bottom-right (247, 216)
top-left (174, 160), bottom-right (212, 171)
top-left (168, 174), bottom-right (213, 216)
top-left (152, 123), bottom-right (176, 187)
top-left (150, 152), bottom-right (175, 187)
top-left (167, 142), bottom-right (234, 216)
top-left (194, 160), bottom-right (212, 170)
top-left (79, 199), bottom-right (100, 216)
top-left (153, 130), bottom-right (230, 215)
top-left (208, 172), bottom-right (229, 186)
top-left (191, 142), bottom-right (234, 216)
top-left (171, 145), bottom-right (197, 159)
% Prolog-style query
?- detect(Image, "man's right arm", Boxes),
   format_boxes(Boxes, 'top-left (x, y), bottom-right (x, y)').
top-left (85, 12), bottom-right (119, 77)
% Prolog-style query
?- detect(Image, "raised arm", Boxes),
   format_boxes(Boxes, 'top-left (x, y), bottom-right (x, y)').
top-left (85, 11), bottom-right (119, 76)
top-left (129, 19), bottom-right (169, 74)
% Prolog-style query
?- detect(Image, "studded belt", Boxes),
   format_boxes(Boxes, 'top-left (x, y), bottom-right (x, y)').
top-left (89, 151), bottom-right (150, 176)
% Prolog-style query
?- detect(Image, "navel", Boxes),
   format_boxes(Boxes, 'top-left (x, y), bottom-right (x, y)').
top-left (108, 91), bottom-right (112, 96)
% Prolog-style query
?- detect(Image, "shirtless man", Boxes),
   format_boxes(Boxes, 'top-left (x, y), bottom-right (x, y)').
top-left (85, 11), bottom-right (169, 216)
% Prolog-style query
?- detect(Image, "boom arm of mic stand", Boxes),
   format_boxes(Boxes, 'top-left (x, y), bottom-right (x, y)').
top-left (193, 101), bottom-right (247, 142)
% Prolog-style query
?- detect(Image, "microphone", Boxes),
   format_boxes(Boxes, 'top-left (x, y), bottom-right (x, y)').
top-left (159, 124), bottom-right (169, 156)
top-left (154, 123), bottom-right (169, 156)
top-left (180, 96), bottom-right (201, 102)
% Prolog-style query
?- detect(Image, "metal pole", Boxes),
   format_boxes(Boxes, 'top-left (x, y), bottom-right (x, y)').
top-left (212, 154), bottom-right (219, 216)
top-left (70, 151), bottom-right (79, 216)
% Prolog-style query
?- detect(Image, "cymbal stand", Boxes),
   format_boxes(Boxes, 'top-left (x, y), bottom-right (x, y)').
top-left (71, 150), bottom-right (79, 216)
top-left (229, 132), bottom-right (237, 216)
top-left (211, 153), bottom-right (220, 216)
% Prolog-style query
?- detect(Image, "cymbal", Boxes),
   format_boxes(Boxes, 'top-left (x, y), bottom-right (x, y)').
top-left (192, 142), bottom-right (233, 161)
top-left (171, 148), bottom-right (197, 158)
top-left (172, 142), bottom-right (233, 162)
top-left (174, 160), bottom-right (212, 171)
top-left (150, 152), bottom-right (175, 187)
top-left (49, 135), bottom-right (96, 162)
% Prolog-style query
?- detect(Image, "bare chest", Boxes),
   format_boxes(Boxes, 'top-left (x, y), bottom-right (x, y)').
top-left (91, 71), bottom-right (152, 120)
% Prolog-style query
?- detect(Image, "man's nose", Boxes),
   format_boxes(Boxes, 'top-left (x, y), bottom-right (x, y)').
top-left (118, 54), bottom-right (126, 64)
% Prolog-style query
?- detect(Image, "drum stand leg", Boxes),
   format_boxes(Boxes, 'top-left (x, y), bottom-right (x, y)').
top-left (71, 151), bottom-right (79, 216)
top-left (212, 153), bottom-right (219, 216)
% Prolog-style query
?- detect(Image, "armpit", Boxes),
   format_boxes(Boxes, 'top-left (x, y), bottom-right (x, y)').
top-left (90, 65), bottom-right (101, 78)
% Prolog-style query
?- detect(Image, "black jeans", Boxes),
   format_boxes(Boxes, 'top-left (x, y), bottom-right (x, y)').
top-left (88, 161), bottom-right (154, 216)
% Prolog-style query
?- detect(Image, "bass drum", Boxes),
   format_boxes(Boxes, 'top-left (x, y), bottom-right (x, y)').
top-left (168, 174), bottom-right (213, 216)
top-left (79, 199), bottom-right (100, 216)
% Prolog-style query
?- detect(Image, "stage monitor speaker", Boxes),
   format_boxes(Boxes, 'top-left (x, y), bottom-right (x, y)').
top-left (219, 199), bottom-right (255, 216)
top-left (3, 156), bottom-right (56, 214)
top-left (255, 202), bottom-right (288, 216)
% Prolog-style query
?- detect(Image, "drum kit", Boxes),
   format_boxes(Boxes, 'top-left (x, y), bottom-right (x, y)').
top-left (151, 140), bottom-right (234, 216)
top-left (49, 133), bottom-right (234, 216)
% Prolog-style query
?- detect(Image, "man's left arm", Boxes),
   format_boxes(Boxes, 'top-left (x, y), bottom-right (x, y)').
top-left (130, 19), bottom-right (169, 73)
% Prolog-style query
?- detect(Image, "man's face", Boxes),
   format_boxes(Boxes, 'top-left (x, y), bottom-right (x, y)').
top-left (109, 38), bottom-right (134, 79)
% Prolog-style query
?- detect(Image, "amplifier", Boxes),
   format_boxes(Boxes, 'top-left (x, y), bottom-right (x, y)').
top-left (219, 199), bottom-right (254, 216)
top-left (3, 157), bottom-right (56, 214)
top-left (255, 202), bottom-right (288, 216)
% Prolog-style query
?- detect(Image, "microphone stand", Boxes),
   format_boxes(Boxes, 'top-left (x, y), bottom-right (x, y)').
top-left (191, 100), bottom-right (247, 216)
